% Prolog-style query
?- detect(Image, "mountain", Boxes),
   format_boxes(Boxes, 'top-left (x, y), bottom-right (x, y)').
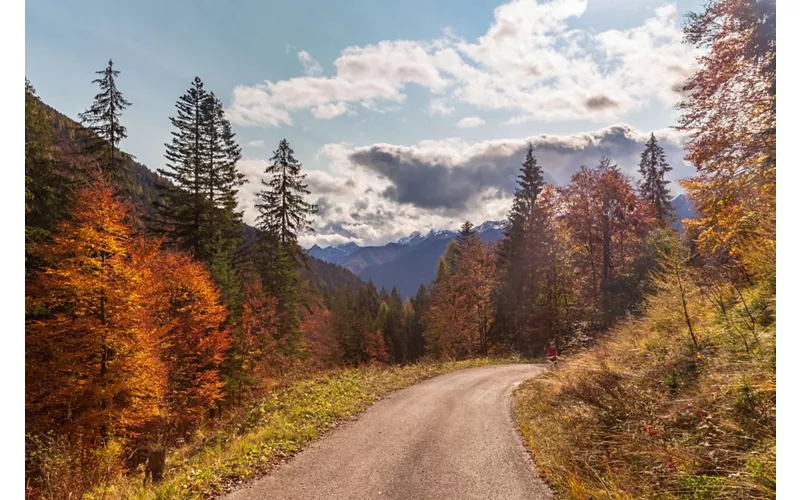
top-left (309, 222), bottom-right (505, 297)
top-left (308, 242), bottom-right (360, 265)
top-left (670, 194), bottom-right (696, 231)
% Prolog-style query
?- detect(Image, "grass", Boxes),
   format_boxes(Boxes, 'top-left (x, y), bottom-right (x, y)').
top-left (85, 357), bottom-right (520, 499)
top-left (514, 278), bottom-right (775, 499)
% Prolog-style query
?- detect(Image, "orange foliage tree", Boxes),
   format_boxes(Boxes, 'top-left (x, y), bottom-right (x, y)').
top-left (560, 159), bottom-right (656, 327)
top-left (424, 235), bottom-right (497, 359)
top-left (26, 179), bottom-right (164, 443)
top-left (144, 248), bottom-right (230, 430)
top-left (677, 0), bottom-right (775, 264)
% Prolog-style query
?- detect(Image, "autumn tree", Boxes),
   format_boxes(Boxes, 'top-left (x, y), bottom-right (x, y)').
top-left (78, 59), bottom-right (132, 180)
top-left (560, 158), bottom-right (656, 328)
top-left (144, 249), bottom-right (230, 430)
top-left (26, 178), bottom-right (163, 443)
top-left (677, 0), bottom-right (776, 268)
top-left (637, 133), bottom-right (673, 222)
top-left (425, 234), bottom-right (497, 359)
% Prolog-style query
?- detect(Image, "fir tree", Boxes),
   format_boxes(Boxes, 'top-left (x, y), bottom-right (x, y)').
top-left (637, 133), bottom-right (673, 221)
top-left (154, 79), bottom-right (245, 261)
top-left (78, 59), bottom-right (132, 179)
top-left (255, 139), bottom-right (317, 261)
top-left (254, 139), bottom-right (317, 352)
top-left (25, 79), bottom-right (71, 257)
top-left (154, 77), bottom-right (210, 258)
top-left (494, 143), bottom-right (546, 354)
top-left (456, 221), bottom-right (476, 244)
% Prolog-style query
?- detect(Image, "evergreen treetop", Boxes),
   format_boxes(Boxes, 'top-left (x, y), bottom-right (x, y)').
top-left (78, 59), bottom-right (132, 178)
top-left (637, 133), bottom-right (673, 221)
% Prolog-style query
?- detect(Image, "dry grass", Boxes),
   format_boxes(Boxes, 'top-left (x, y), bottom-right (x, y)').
top-left (515, 278), bottom-right (775, 499)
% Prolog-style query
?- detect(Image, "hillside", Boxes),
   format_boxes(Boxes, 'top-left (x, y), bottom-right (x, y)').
top-left (39, 98), bottom-right (362, 296)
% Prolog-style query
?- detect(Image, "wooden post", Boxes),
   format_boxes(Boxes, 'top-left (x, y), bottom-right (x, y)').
top-left (144, 448), bottom-right (166, 484)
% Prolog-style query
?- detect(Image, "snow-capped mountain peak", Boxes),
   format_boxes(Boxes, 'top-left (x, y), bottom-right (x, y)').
top-left (475, 220), bottom-right (504, 233)
top-left (398, 231), bottom-right (424, 246)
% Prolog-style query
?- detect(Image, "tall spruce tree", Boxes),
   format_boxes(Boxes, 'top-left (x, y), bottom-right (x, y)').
top-left (494, 143), bottom-right (546, 354)
top-left (155, 77), bottom-right (210, 257)
top-left (637, 133), bottom-right (673, 221)
top-left (255, 139), bottom-right (317, 353)
top-left (154, 78), bottom-right (245, 262)
top-left (78, 59), bottom-right (132, 179)
top-left (255, 139), bottom-right (317, 258)
top-left (456, 221), bottom-right (477, 246)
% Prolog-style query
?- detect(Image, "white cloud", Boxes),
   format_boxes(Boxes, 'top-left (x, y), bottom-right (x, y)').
top-left (428, 98), bottom-right (455, 115)
top-left (297, 50), bottom-right (323, 76)
top-left (457, 116), bottom-right (485, 128)
top-left (228, 1), bottom-right (698, 126)
top-left (312, 102), bottom-right (350, 119)
top-left (247, 140), bottom-right (264, 147)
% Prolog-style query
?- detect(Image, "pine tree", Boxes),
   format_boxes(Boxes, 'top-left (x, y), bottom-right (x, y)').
top-left (254, 139), bottom-right (317, 354)
top-left (154, 78), bottom-right (246, 297)
top-left (494, 143), bottom-right (546, 353)
top-left (255, 139), bottom-right (317, 261)
top-left (78, 59), bottom-right (132, 180)
top-left (637, 133), bottom-right (673, 221)
top-left (456, 221), bottom-right (476, 244)
top-left (154, 77), bottom-right (210, 258)
top-left (25, 79), bottom-right (71, 256)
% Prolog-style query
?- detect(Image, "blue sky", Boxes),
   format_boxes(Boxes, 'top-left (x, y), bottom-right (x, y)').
top-left (26, 0), bottom-right (704, 246)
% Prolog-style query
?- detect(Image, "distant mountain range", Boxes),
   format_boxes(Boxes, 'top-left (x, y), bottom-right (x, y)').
top-left (310, 197), bottom-right (695, 297)
top-left (309, 221), bottom-right (505, 297)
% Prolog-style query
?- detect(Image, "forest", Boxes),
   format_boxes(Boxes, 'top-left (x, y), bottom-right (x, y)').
top-left (25, 0), bottom-right (775, 498)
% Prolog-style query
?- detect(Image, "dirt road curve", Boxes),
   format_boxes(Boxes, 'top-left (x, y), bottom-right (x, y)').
top-left (224, 364), bottom-right (553, 500)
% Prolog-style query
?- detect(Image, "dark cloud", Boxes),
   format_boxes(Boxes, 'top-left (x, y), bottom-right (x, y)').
top-left (346, 125), bottom-right (690, 211)
top-left (585, 95), bottom-right (619, 110)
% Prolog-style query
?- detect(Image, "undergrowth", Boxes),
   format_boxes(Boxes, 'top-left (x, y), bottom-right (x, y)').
top-left (515, 270), bottom-right (775, 499)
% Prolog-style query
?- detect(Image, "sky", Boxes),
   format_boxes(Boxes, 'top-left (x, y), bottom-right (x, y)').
top-left (26, 0), bottom-right (705, 247)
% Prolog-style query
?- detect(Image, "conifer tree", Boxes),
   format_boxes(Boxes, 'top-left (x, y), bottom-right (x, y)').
top-left (456, 221), bottom-right (476, 244)
top-left (154, 78), bottom-right (246, 297)
top-left (254, 139), bottom-right (317, 353)
top-left (25, 79), bottom-right (71, 256)
top-left (154, 77), bottom-right (210, 258)
top-left (637, 133), bottom-right (673, 221)
top-left (494, 143), bottom-right (546, 353)
top-left (78, 59), bottom-right (132, 179)
top-left (255, 139), bottom-right (317, 260)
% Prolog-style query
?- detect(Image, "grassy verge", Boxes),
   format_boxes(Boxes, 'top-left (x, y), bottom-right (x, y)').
top-left (88, 357), bottom-right (519, 499)
top-left (514, 283), bottom-right (775, 499)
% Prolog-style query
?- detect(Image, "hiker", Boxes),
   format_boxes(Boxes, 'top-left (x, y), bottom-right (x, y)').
top-left (546, 340), bottom-right (559, 365)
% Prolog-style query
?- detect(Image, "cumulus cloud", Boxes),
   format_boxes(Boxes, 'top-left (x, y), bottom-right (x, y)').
top-left (270, 123), bottom-right (692, 247)
top-left (227, 1), bottom-right (698, 126)
top-left (457, 116), bottom-right (486, 128)
top-left (297, 50), bottom-right (323, 76)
